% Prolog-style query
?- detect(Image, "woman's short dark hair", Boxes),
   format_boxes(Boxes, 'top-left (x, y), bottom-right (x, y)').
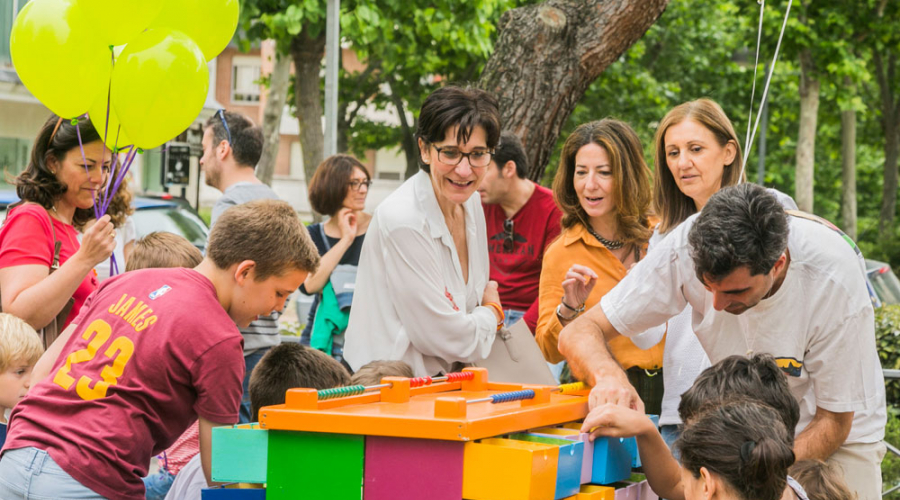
top-left (415, 85), bottom-right (501, 173)
top-left (308, 154), bottom-right (370, 216)
top-left (15, 114), bottom-right (102, 227)
top-left (677, 399), bottom-right (795, 500)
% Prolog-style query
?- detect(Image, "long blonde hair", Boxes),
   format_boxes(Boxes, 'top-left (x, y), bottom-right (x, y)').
top-left (552, 119), bottom-right (652, 246)
top-left (652, 99), bottom-right (745, 234)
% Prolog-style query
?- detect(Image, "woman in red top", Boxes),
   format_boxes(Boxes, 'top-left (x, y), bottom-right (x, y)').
top-left (0, 114), bottom-right (116, 340)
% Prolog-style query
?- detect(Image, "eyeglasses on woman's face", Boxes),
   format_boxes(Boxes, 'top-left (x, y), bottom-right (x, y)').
top-left (431, 144), bottom-right (494, 168)
top-left (348, 179), bottom-right (372, 191)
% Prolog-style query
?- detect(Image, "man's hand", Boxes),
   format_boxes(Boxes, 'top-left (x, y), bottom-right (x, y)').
top-left (588, 372), bottom-right (644, 412)
top-left (794, 407), bottom-right (853, 461)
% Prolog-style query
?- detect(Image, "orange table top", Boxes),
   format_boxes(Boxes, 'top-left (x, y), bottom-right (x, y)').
top-left (258, 368), bottom-right (590, 441)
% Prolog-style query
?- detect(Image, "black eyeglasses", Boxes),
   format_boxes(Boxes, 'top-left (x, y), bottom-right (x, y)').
top-left (215, 109), bottom-right (232, 146)
top-left (431, 144), bottom-right (494, 168)
top-left (348, 179), bottom-right (372, 191)
top-left (503, 219), bottom-right (515, 252)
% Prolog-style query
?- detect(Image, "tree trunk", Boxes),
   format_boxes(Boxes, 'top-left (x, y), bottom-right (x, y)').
top-left (795, 48), bottom-right (819, 213)
top-left (478, 0), bottom-right (670, 181)
top-left (257, 51), bottom-right (291, 186)
top-left (874, 49), bottom-right (900, 238)
top-left (386, 80), bottom-right (419, 180)
top-left (840, 85), bottom-right (857, 240)
top-left (290, 30), bottom-right (327, 203)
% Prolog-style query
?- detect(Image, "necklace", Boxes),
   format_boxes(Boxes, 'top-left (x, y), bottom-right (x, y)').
top-left (585, 224), bottom-right (624, 250)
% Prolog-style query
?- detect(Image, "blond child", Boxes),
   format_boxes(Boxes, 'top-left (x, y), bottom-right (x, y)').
top-left (0, 313), bottom-right (43, 447)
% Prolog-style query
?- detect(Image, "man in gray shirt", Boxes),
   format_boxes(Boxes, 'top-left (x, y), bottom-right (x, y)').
top-left (201, 110), bottom-right (281, 422)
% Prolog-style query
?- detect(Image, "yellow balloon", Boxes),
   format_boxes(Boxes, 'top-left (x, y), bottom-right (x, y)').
top-left (10, 0), bottom-right (111, 118)
top-left (89, 101), bottom-right (133, 150)
top-left (80, 0), bottom-right (166, 46)
top-left (111, 29), bottom-right (209, 150)
top-left (149, 0), bottom-right (239, 61)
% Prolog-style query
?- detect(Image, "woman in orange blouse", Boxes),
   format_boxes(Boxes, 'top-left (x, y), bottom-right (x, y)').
top-left (536, 119), bottom-right (664, 413)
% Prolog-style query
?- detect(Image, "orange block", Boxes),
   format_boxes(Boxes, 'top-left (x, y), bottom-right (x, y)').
top-left (462, 438), bottom-right (558, 500)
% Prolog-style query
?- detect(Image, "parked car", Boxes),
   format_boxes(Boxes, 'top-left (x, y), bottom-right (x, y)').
top-left (0, 190), bottom-right (209, 252)
top-left (867, 259), bottom-right (900, 306)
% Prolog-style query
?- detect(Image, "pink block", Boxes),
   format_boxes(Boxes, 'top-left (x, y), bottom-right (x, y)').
top-left (615, 482), bottom-right (641, 500)
top-left (637, 480), bottom-right (659, 500)
top-left (364, 436), bottom-right (464, 500)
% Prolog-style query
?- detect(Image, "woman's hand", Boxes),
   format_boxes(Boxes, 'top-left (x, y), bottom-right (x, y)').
top-left (336, 207), bottom-right (358, 241)
top-left (76, 215), bottom-right (116, 267)
top-left (561, 264), bottom-right (598, 308)
top-left (481, 281), bottom-right (503, 323)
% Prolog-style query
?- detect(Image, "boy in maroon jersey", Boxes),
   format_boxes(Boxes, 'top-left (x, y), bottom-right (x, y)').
top-left (0, 199), bottom-right (319, 500)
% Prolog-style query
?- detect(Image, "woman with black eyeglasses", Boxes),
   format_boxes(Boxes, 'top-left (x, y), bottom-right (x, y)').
top-left (343, 86), bottom-right (505, 377)
top-left (535, 119), bottom-right (664, 413)
top-left (299, 154), bottom-right (373, 363)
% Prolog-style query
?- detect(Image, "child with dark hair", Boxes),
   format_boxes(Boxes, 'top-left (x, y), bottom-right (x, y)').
top-left (789, 460), bottom-right (855, 500)
top-left (678, 353), bottom-right (800, 437)
top-left (580, 353), bottom-right (810, 499)
top-left (249, 343), bottom-right (351, 418)
top-left (677, 400), bottom-right (797, 500)
top-left (164, 342), bottom-right (350, 500)
top-left (350, 360), bottom-right (414, 386)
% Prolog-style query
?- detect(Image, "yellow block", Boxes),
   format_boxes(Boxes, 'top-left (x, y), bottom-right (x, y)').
top-left (462, 438), bottom-right (558, 500)
top-left (530, 427), bottom-right (581, 437)
top-left (577, 484), bottom-right (615, 499)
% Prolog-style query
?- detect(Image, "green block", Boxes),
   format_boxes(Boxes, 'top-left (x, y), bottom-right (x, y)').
top-left (212, 425), bottom-right (268, 483)
top-left (267, 431), bottom-right (364, 500)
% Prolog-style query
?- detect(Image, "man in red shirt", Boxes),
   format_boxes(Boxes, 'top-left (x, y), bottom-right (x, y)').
top-left (479, 132), bottom-right (562, 333)
top-left (0, 200), bottom-right (320, 500)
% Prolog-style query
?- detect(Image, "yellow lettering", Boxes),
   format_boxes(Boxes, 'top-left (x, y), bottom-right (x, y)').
top-left (123, 302), bottom-right (147, 325)
top-left (132, 307), bottom-right (153, 326)
top-left (135, 316), bottom-right (157, 332)
top-left (115, 297), bottom-right (135, 317)
top-left (108, 294), bottom-right (128, 314)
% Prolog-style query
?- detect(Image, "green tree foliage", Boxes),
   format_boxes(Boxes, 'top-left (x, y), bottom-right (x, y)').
top-left (549, 0), bottom-right (896, 264)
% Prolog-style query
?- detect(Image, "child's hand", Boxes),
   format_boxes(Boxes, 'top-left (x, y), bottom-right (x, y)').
top-left (580, 403), bottom-right (656, 441)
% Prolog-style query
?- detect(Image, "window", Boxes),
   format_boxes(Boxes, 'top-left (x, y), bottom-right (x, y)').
top-left (1, 0), bottom-right (29, 70)
top-left (0, 137), bottom-right (32, 187)
top-left (231, 56), bottom-right (261, 104)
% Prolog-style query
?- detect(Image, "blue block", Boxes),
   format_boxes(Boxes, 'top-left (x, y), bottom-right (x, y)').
top-left (202, 487), bottom-right (266, 499)
top-left (591, 436), bottom-right (632, 485)
top-left (509, 433), bottom-right (583, 499)
top-left (212, 424), bottom-right (268, 483)
top-left (624, 415), bottom-right (659, 468)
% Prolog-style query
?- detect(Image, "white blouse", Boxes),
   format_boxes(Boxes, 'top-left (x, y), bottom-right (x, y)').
top-left (343, 171), bottom-right (497, 377)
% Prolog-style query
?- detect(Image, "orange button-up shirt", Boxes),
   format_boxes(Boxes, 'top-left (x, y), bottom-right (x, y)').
top-left (536, 223), bottom-right (665, 368)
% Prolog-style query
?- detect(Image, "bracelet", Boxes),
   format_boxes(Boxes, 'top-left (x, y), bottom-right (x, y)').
top-left (556, 303), bottom-right (579, 323)
top-left (484, 302), bottom-right (505, 331)
top-left (560, 299), bottom-right (585, 314)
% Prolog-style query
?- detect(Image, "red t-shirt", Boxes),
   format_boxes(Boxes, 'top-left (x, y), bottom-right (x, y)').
top-left (483, 184), bottom-right (562, 312)
top-left (4, 268), bottom-right (244, 500)
top-left (0, 204), bottom-right (98, 327)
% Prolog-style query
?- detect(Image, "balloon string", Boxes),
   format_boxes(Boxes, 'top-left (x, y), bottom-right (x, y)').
top-left (73, 118), bottom-right (100, 221)
top-left (99, 46), bottom-right (117, 212)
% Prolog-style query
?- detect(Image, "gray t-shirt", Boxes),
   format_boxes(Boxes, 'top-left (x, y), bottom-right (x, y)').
top-left (211, 182), bottom-right (282, 354)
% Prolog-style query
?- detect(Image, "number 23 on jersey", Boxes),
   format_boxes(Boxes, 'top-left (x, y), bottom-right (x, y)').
top-left (53, 318), bottom-right (135, 401)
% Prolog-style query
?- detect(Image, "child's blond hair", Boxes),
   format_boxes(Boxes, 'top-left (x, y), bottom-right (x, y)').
top-left (350, 360), bottom-right (414, 386)
top-left (789, 460), bottom-right (856, 500)
top-left (0, 313), bottom-right (43, 372)
top-left (126, 232), bottom-right (203, 272)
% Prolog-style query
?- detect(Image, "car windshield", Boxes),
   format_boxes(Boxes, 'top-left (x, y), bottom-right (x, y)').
top-left (869, 267), bottom-right (900, 305)
top-left (132, 206), bottom-right (208, 251)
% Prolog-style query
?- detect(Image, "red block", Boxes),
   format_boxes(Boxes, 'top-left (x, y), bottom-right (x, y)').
top-left (364, 436), bottom-right (464, 500)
